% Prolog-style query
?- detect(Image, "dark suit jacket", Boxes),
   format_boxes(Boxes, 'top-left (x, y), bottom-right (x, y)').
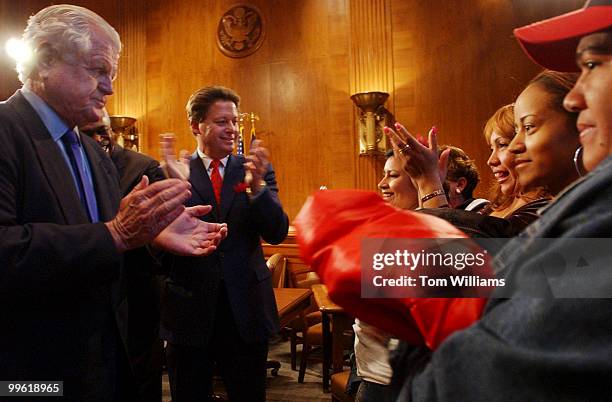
top-left (161, 153), bottom-right (289, 347)
top-left (408, 158), bottom-right (612, 401)
top-left (107, 144), bottom-right (166, 402)
top-left (0, 91), bottom-right (127, 401)
top-left (110, 144), bottom-right (166, 196)
top-left (420, 198), bottom-right (550, 239)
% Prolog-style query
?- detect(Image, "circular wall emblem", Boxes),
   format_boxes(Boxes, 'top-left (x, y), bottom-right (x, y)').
top-left (216, 4), bottom-right (265, 58)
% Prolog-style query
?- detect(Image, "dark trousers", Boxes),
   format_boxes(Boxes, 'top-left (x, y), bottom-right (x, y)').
top-left (128, 273), bottom-right (164, 402)
top-left (355, 380), bottom-right (394, 402)
top-left (166, 286), bottom-right (268, 402)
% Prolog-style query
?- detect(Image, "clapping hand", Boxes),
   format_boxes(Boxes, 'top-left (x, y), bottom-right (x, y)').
top-left (385, 123), bottom-right (450, 207)
top-left (160, 133), bottom-right (190, 181)
top-left (105, 176), bottom-right (192, 253)
top-left (244, 139), bottom-right (270, 195)
top-left (385, 123), bottom-right (449, 182)
top-left (153, 205), bottom-right (228, 256)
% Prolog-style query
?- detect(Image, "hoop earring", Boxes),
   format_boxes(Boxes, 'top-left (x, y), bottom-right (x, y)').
top-left (573, 146), bottom-right (587, 177)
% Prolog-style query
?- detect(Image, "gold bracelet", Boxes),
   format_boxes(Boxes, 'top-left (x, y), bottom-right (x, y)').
top-left (421, 189), bottom-right (446, 203)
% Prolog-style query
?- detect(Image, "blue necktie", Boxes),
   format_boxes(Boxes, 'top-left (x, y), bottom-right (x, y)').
top-left (61, 130), bottom-right (98, 222)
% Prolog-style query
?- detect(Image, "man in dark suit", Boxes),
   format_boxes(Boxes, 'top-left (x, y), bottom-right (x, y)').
top-left (81, 110), bottom-right (167, 195)
top-left (160, 86), bottom-right (289, 402)
top-left (81, 111), bottom-right (167, 402)
top-left (0, 5), bottom-right (225, 402)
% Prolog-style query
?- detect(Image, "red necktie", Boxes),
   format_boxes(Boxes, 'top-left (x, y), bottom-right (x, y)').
top-left (210, 159), bottom-right (223, 204)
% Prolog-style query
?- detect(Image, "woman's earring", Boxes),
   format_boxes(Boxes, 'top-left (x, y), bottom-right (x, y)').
top-left (573, 146), bottom-right (587, 177)
top-left (455, 188), bottom-right (462, 194)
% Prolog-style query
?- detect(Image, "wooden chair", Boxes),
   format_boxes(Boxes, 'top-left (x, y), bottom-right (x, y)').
top-left (266, 253), bottom-right (287, 288)
top-left (266, 253), bottom-right (287, 376)
top-left (298, 316), bottom-right (354, 389)
top-left (331, 370), bottom-right (355, 402)
top-left (288, 265), bottom-right (320, 289)
top-left (297, 320), bottom-right (325, 383)
top-left (304, 284), bottom-right (354, 391)
top-left (287, 265), bottom-right (322, 371)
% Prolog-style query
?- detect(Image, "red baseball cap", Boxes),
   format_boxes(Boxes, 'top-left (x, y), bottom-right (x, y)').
top-left (514, 0), bottom-right (612, 72)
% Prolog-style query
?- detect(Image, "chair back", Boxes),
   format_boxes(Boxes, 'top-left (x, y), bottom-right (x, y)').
top-left (288, 265), bottom-right (320, 288)
top-left (266, 253), bottom-right (287, 288)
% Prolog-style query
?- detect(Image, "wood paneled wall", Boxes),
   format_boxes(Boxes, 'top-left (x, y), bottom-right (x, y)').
top-left (390, 0), bottom-right (583, 199)
top-left (0, 0), bottom-right (584, 220)
top-left (111, 0), bottom-right (148, 143)
top-left (144, 0), bottom-right (356, 220)
top-left (349, 0), bottom-right (394, 190)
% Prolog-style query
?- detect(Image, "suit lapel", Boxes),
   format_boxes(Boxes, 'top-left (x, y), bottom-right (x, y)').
top-left (220, 154), bottom-right (244, 222)
top-left (110, 145), bottom-right (127, 181)
top-left (9, 92), bottom-right (89, 224)
top-left (82, 135), bottom-right (120, 221)
top-left (189, 152), bottom-right (220, 220)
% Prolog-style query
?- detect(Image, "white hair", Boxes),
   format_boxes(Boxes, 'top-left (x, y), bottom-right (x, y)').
top-left (18, 4), bottom-right (121, 83)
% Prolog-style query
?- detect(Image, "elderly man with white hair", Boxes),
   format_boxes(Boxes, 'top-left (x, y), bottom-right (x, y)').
top-left (0, 5), bottom-right (225, 401)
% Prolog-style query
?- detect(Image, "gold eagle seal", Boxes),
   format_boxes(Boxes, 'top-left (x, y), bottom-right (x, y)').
top-left (216, 4), bottom-right (265, 58)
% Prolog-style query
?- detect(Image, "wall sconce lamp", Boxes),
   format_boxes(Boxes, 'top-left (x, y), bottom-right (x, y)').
top-left (350, 91), bottom-right (391, 156)
top-left (110, 116), bottom-right (139, 152)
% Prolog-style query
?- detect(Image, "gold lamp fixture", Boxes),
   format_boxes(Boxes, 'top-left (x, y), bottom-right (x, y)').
top-left (350, 91), bottom-right (390, 156)
top-left (109, 116), bottom-right (139, 152)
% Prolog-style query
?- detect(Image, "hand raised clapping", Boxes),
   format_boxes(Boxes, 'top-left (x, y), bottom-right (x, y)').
top-left (153, 205), bottom-right (228, 256)
top-left (244, 139), bottom-right (270, 195)
top-left (160, 133), bottom-right (190, 181)
top-left (384, 122), bottom-right (450, 208)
